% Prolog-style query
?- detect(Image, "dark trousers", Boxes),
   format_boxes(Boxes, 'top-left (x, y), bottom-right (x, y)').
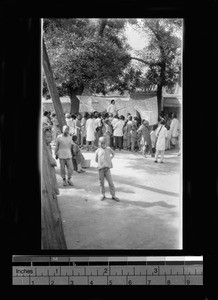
top-left (110, 136), bottom-right (114, 148)
top-left (114, 136), bottom-right (122, 150)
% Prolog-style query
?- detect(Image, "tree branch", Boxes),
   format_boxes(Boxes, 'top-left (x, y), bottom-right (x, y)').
top-left (98, 19), bottom-right (108, 37)
top-left (130, 56), bottom-right (161, 66)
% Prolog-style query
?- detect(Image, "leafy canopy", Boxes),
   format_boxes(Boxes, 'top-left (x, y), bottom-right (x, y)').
top-left (43, 18), bottom-right (132, 97)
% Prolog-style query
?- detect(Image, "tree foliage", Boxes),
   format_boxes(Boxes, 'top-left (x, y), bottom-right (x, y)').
top-left (43, 18), bottom-right (132, 100)
top-left (131, 18), bottom-right (182, 93)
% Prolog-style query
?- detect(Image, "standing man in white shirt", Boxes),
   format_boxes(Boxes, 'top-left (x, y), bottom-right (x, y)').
top-left (107, 99), bottom-right (117, 116)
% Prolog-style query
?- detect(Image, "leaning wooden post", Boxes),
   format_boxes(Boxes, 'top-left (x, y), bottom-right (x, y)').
top-left (41, 130), bottom-right (67, 249)
top-left (42, 38), bottom-right (66, 131)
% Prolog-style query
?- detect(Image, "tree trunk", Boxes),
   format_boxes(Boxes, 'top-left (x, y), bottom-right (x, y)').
top-left (41, 132), bottom-right (67, 249)
top-left (43, 38), bottom-right (66, 131)
top-left (156, 61), bottom-right (166, 115)
top-left (157, 84), bottom-right (162, 115)
top-left (69, 85), bottom-right (84, 114)
top-left (98, 19), bottom-right (108, 37)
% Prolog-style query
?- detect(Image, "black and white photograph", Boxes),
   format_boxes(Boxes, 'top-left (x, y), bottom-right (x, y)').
top-left (1, 0), bottom-right (217, 295)
top-left (42, 18), bottom-right (183, 250)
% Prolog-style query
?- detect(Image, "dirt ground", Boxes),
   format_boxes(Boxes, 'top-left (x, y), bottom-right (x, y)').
top-left (52, 146), bottom-right (182, 249)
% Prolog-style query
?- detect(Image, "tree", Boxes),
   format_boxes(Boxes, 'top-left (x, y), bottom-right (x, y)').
top-left (43, 38), bottom-right (66, 130)
top-left (43, 18), bottom-right (132, 114)
top-left (42, 129), bottom-right (67, 249)
top-left (130, 18), bottom-right (182, 113)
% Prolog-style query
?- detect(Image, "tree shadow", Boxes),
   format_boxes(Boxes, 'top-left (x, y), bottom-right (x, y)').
top-left (112, 174), bottom-right (180, 197)
top-left (123, 157), bottom-right (181, 175)
top-left (56, 167), bottom-right (179, 197)
top-left (110, 198), bottom-right (177, 209)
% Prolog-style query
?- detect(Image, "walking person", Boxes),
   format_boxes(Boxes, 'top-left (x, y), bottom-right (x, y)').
top-left (95, 137), bottom-right (119, 202)
top-left (154, 119), bottom-right (168, 163)
top-left (55, 125), bottom-right (74, 186)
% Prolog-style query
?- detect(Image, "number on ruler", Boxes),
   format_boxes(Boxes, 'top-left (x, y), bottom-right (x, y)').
top-left (108, 280), bottom-right (112, 285)
top-left (70, 280), bottom-right (74, 285)
top-left (103, 268), bottom-right (108, 275)
top-left (51, 280), bottom-right (54, 285)
top-left (186, 280), bottom-right (190, 285)
top-left (31, 281), bottom-right (34, 285)
top-left (128, 280), bottom-right (132, 285)
top-left (90, 280), bottom-right (93, 285)
top-left (167, 280), bottom-right (171, 285)
top-left (153, 268), bottom-right (158, 274)
top-left (147, 280), bottom-right (151, 285)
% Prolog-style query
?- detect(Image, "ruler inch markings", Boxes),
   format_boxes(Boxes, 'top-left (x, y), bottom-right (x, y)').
top-left (12, 256), bottom-right (203, 285)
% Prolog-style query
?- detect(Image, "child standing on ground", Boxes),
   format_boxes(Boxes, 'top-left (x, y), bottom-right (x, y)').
top-left (95, 137), bottom-right (119, 202)
top-left (71, 135), bottom-right (86, 173)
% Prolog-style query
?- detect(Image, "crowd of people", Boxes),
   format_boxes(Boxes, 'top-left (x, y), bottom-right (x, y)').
top-left (42, 101), bottom-right (180, 199)
top-left (43, 108), bottom-right (180, 157)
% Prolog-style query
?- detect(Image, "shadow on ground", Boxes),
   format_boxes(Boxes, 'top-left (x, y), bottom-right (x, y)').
top-left (111, 173), bottom-right (179, 197)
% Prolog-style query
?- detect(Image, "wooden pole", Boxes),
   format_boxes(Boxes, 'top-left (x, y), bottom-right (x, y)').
top-left (41, 132), bottom-right (67, 249)
top-left (42, 38), bottom-right (66, 131)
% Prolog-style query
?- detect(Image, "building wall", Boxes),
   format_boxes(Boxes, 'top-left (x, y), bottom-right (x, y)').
top-left (42, 101), bottom-right (71, 114)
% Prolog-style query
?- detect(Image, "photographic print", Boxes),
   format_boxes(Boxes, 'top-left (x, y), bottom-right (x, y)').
top-left (41, 18), bottom-right (183, 250)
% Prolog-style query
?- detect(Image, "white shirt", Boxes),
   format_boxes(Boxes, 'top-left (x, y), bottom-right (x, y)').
top-left (155, 125), bottom-right (168, 151)
top-left (42, 116), bottom-right (50, 125)
top-left (95, 117), bottom-right (102, 128)
top-left (66, 118), bottom-right (76, 135)
top-left (111, 117), bottom-right (119, 128)
top-left (107, 103), bottom-right (117, 115)
top-left (86, 118), bottom-right (95, 141)
top-left (170, 118), bottom-right (180, 137)
top-left (95, 147), bottom-right (114, 169)
top-left (113, 120), bottom-right (125, 137)
top-left (55, 134), bottom-right (72, 159)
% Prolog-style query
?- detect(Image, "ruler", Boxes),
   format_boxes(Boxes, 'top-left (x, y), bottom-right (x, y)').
top-left (12, 256), bottom-right (203, 285)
